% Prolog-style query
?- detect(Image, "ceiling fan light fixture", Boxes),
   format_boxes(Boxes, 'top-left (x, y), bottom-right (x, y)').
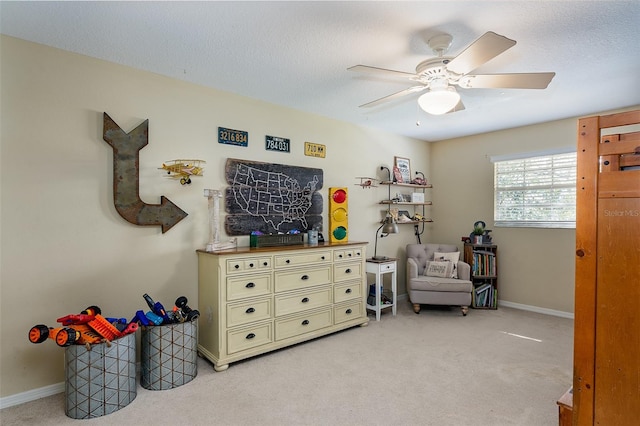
top-left (417, 86), bottom-right (460, 115)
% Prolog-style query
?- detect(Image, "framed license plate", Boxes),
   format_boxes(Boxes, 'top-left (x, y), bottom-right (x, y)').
top-left (265, 135), bottom-right (290, 153)
top-left (305, 142), bottom-right (326, 158)
top-left (218, 127), bottom-right (248, 147)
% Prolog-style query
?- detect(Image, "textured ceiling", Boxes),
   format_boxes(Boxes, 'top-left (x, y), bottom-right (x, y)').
top-left (2, 1), bottom-right (639, 141)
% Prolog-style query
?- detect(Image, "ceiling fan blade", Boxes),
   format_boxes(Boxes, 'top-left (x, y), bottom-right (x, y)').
top-left (348, 65), bottom-right (416, 79)
top-left (359, 86), bottom-right (427, 108)
top-left (458, 72), bottom-right (556, 89)
top-left (446, 31), bottom-right (516, 76)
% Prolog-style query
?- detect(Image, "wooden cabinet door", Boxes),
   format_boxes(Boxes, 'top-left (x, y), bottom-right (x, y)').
top-left (594, 197), bottom-right (639, 423)
top-left (574, 111), bottom-right (640, 425)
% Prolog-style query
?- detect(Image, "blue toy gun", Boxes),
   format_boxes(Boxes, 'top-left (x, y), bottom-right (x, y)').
top-left (145, 311), bottom-right (163, 326)
top-left (143, 293), bottom-right (171, 324)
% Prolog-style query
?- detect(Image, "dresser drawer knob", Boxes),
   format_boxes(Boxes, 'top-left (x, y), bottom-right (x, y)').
top-left (234, 264), bottom-right (240, 269)
top-left (246, 307), bottom-right (255, 314)
top-left (301, 274), bottom-right (309, 280)
top-left (246, 282), bottom-right (255, 288)
top-left (345, 268), bottom-right (352, 274)
top-left (286, 259), bottom-right (291, 263)
top-left (248, 263), bottom-right (254, 268)
top-left (345, 309), bottom-right (352, 314)
top-left (301, 297), bottom-right (309, 303)
top-left (348, 253), bottom-right (352, 257)
top-left (263, 261), bottom-right (268, 266)
top-left (301, 320), bottom-right (310, 326)
top-left (321, 256), bottom-right (325, 260)
top-left (345, 288), bottom-right (352, 294)
top-left (246, 333), bottom-right (256, 340)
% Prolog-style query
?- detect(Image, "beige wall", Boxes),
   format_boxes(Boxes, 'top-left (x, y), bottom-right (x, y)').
top-left (0, 36), bottom-right (430, 397)
top-left (430, 119), bottom-right (582, 315)
top-left (428, 109), bottom-right (638, 312)
top-left (429, 109), bottom-right (636, 314)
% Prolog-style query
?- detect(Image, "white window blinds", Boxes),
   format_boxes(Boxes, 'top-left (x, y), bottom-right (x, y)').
top-left (493, 151), bottom-right (576, 228)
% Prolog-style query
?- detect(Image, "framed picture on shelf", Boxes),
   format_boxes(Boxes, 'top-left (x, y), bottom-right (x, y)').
top-left (392, 166), bottom-right (403, 183)
top-left (394, 156), bottom-right (411, 183)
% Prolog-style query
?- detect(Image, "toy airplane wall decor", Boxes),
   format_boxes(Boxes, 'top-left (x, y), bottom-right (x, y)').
top-left (355, 177), bottom-right (378, 188)
top-left (159, 159), bottom-right (205, 185)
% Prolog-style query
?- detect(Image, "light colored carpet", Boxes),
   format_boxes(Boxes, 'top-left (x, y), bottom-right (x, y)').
top-left (0, 301), bottom-right (573, 425)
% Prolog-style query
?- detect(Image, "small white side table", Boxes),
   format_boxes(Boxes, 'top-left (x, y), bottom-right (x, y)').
top-left (365, 258), bottom-right (397, 321)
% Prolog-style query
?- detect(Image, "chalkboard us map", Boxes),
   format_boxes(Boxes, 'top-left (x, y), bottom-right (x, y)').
top-left (224, 158), bottom-right (323, 235)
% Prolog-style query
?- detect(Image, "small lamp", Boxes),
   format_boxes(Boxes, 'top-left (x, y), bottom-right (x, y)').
top-left (417, 78), bottom-right (460, 115)
top-left (372, 214), bottom-right (399, 261)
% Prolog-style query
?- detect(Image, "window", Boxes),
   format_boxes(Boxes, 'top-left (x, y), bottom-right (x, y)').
top-left (492, 149), bottom-right (576, 228)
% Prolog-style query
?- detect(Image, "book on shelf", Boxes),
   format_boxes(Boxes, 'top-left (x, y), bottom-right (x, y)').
top-left (471, 251), bottom-right (497, 277)
top-left (473, 249), bottom-right (496, 255)
top-left (476, 283), bottom-right (492, 294)
top-left (473, 283), bottom-right (497, 308)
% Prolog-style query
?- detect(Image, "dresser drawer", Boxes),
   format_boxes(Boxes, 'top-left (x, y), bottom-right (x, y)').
top-left (227, 322), bottom-right (273, 354)
top-left (227, 297), bottom-right (273, 328)
top-left (274, 266), bottom-right (331, 292)
top-left (333, 249), bottom-right (361, 262)
top-left (333, 261), bottom-right (362, 282)
top-left (334, 301), bottom-right (363, 325)
top-left (275, 308), bottom-right (332, 341)
top-left (227, 275), bottom-right (271, 301)
top-left (226, 256), bottom-right (271, 274)
top-left (334, 280), bottom-right (362, 303)
top-left (275, 286), bottom-right (332, 317)
top-left (274, 251), bottom-right (331, 268)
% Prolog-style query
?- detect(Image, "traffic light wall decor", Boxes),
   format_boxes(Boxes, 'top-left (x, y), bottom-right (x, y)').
top-left (329, 187), bottom-right (348, 242)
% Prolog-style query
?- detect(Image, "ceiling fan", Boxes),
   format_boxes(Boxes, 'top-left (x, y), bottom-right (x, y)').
top-left (348, 31), bottom-right (555, 115)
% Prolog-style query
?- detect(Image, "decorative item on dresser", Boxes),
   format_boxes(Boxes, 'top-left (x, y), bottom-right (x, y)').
top-left (196, 241), bottom-right (369, 371)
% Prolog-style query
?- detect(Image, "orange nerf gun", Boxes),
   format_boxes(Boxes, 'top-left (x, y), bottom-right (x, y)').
top-left (28, 323), bottom-right (103, 347)
top-left (56, 305), bottom-right (101, 326)
top-left (28, 305), bottom-right (138, 348)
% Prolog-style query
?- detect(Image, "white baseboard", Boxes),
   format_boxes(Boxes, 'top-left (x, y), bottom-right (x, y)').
top-left (0, 382), bottom-right (64, 409)
top-left (397, 293), bottom-right (572, 319)
top-left (498, 300), bottom-right (574, 319)
top-left (0, 361), bottom-right (143, 409)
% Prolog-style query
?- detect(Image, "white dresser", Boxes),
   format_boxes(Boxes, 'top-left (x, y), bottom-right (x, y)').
top-left (197, 242), bottom-right (369, 371)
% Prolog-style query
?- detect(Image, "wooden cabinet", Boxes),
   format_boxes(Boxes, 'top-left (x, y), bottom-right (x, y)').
top-left (556, 387), bottom-right (573, 426)
top-left (197, 242), bottom-right (368, 371)
top-left (463, 243), bottom-right (498, 309)
top-left (572, 110), bottom-right (640, 425)
top-left (378, 181), bottom-right (432, 225)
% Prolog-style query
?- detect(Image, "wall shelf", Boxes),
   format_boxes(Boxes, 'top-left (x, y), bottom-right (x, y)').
top-left (379, 201), bottom-right (433, 206)
top-left (378, 181), bottom-right (433, 232)
top-left (379, 181), bottom-right (432, 188)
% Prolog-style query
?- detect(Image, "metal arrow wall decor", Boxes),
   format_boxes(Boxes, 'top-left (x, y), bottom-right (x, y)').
top-left (103, 112), bottom-right (188, 233)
